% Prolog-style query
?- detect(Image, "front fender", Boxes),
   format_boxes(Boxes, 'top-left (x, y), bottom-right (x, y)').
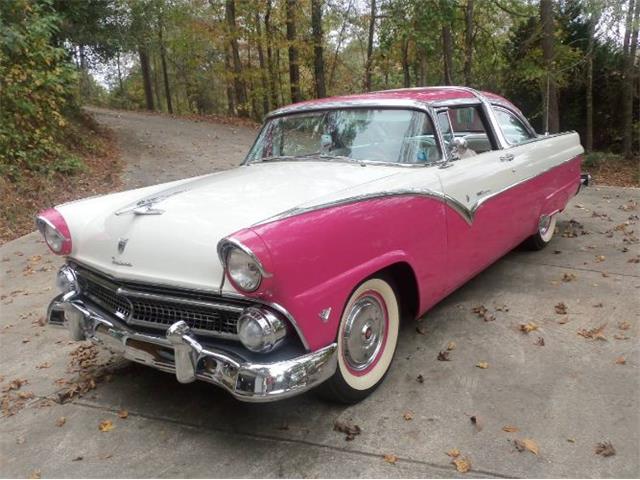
top-left (233, 195), bottom-right (448, 350)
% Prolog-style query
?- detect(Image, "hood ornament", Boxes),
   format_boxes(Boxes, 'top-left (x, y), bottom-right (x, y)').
top-left (115, 190), bottom-right (186, 216)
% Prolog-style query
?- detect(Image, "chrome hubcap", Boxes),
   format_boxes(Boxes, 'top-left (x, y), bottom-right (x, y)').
top-left (343, 295), bottom-right (385, 371)
top-left (539, 214), bottom-right (552, 235)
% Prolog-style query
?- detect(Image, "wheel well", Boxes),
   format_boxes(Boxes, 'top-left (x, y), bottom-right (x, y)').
top-left (377, 262), bottom-right (419, 321)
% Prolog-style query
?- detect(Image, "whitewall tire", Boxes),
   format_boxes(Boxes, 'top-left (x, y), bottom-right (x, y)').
top-left (318, 276), bottom-right (400, 403)
top-left (525, 213), bottom-right (557, 250)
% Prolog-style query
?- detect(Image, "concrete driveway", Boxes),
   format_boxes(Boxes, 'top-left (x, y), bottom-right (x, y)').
top-left (1, 109), bottom-right (638, 478)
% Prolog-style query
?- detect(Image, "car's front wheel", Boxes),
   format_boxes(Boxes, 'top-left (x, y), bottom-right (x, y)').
top-left (318, 276), bottom-right (400, 404)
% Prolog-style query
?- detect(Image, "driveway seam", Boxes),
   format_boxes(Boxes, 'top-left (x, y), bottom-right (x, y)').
top-left (504, 259), bottom-right (639, 278)
top-left (72, 399), bottom-right (514, 479)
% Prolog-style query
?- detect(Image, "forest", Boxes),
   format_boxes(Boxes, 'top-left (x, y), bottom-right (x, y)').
top-left (0, 0), bottom-right (638, 229)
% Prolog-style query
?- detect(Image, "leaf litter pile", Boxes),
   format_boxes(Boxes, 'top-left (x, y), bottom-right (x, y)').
top-left (333, 419), bottom-right (361, 441)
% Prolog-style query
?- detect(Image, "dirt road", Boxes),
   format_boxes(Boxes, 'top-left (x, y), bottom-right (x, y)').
top-left (85, 107), bottom-right (259, 189)
top-left (1, 109), bottom-right (639, 478)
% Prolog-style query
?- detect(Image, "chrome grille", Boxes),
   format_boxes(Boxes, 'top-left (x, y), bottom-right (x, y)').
top-left (76, 268), bottom-right (242, 338)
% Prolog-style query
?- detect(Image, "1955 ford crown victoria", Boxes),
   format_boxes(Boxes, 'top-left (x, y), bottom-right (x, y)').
top-left (38, 86), bottom-right (589, 403)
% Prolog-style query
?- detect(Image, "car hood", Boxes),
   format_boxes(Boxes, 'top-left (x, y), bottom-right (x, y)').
top-left (59, 161), bottom-right (406, 292)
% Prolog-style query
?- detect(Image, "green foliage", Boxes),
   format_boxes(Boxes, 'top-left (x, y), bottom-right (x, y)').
top-left (0, 0), bottom-right (83, 180)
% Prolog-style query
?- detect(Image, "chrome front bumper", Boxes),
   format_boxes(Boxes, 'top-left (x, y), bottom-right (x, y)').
top-left (47, 295), bottom-right (337, 402)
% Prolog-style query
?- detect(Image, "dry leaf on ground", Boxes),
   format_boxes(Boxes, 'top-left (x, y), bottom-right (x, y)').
top-left (595, 255), bottom-right (606, 262)
top-left (617, 321), bottom-right (631, 331)
top-left (36, 362), bottom-right (51, 369)
top-left (55, 417), bottom-right (66, 427)
top-left (29, 470), bottom-right (41, 479)
top-left (514, 438), bottom-right (539, 455)
top-left (502, 425), bottom-right (519, 433)
top-left (452, 457), bottom-right (471, 473)
top-left (447, 341), bottom-right (456, 351)
top-left (595, 441), bottom-right (616, 457)
top-left (437, 351), bottom-right (451, 361)
top-left (535, 336), bottom-right (545, 346)
top-left (562, 273), bottom-right (576, 282)
top-left (383, 454), bottom-right (398, 465)
top-left (472, 305), bottom-right (495, 321)
top-left (520, 322), bottom-right (539, 333)
top-left (470, 415), bottom-right (484, 431)
top-left (476, 362), bottom-right (489, 369)
top-left (416, 374), bottom-right (424, 383)
top-left (333, 419), bottom-right (361, 441)
top-left (403, 411), bottom-right (413, 421)
top-left (615, 356), bottom-right (626, 365)
top-left (578, 324), bottom-right (607, 341)
top-left (446, 448), bottom-right (461, 458)
top-left (98, 420), bottom-right (115, 432)
top-left (416, 324), bottom-right (427, 335)
top-left (614, 334), bottom-right (630, 340)
top-left (117, 409), bottom-right (129, 419)
top-left (555, 302), bottom-right (568, 314)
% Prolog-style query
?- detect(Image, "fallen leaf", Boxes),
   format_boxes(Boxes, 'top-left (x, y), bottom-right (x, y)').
top-left (555, 302), bottom-right (568, 315)
top-left (614, 334), bottom-right (630, 340)
top-left (98, 420), bottom-right (115, 432)
top-left (595, 441), bottom-right (615, 457)
top-left (615, 356), bottom-right (626, 365)
top-left (72, 456), bottom-right (83, 462)
top-left (383, 454), bottom-right (398, 465)
top-left (334, 419), bottom-right (361, 441)
top-left (476, 362), bottom-right (489, 369)
top-left (117, 409), bottom-right (129, 419)
top-left (567, 438), bottom-right (576, 443)
top-left (17, 391), bottom-right (34, 399)
top-left (502, 425), bottom-right (519, 433)
top-left (535, 337), bottom-right (545, 346)
top-left (578, 324), bottom-right (607, 341)
top-left (495, 304), bottom-right (509, 312)
top-left (617, 321), bottom-right (631, 331)
top-left (562, 273), bottom-right (576, 282)
top-left (403, 411), bottom-right (414, 421)
top-left (416, 374), bottom-right (424, 383)
top-left (416, 324), bottom-right (427, 335)
top-left (446, 448), bottom-right (461, 458)
top-left (452, 457), bottom-right (471, 473)
top-left (514, 438), bottom-right (539, 455)
top-left (520, 322), bottom-right (539, 333)
top-left (56, 417), bottom-right (66, 427)
top-left (470, 415), bottom-right (484, 431)
top-left (472, 305), bottom-right (495, 321)
top-left (447, 341), bottom-right (456, 351)
top-left (593, 302), bottom-right (603, 308)
top-left (36, 362), bottom-right (51, 369)
top-left (16, 436), bottom-right (25, 444)
top-left (29, 470), bottom-right (41, 479)
top-left (437, 351), bottom-right (450, 361)
top-left (595, 255), bottom-right (606, 262)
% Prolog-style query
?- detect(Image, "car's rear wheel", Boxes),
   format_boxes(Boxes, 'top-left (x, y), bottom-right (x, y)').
top-left (525, 213), bottom-right (557, 250)
top-left (318, 276), bottom-right (399, 404)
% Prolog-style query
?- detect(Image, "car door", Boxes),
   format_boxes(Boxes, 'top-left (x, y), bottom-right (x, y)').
top-left (435, 104), bottom-right (527, 293)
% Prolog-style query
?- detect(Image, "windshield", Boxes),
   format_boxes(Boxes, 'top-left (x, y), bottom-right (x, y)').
top-left (245, 108), bottom-right (441, 165)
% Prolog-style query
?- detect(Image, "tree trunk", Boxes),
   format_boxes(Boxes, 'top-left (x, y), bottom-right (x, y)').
top-left (286, 0), bottom-right (302, 102)
top-left (255, 11), bottom-right (270, 115)
top-left (224, 48), bottom-right (236, 115)
top-left (623, 0), bottom-right (635, 57)
top-left (311, 0), bottom-right (326, 98)
top-left (401, 36), bottom-right (411, 87)
top-left (328, 0), bottom-right (354, 90)
top-left (158, 22), bottom-right (173, 115)
top-left (364, 0), bottom-right (376, 91)
top-left (623, 0), bottom-right (639, 158)
top-left (540, 0), bottom-right (559, 133)
top-left (442, 24), bottom-right (453, 85)
top-left (463, 0), bottom-right (474, 86)
top-left (139, 46), bottom-right (155, 111)
top-left (586, 10), bottom-right (598, 152)
top-left (265, 0), bottom-right (279, 109)
top-left (116, 51), bottom-right (124, 93)
top-left (226, 0), bottom-right (248, 117)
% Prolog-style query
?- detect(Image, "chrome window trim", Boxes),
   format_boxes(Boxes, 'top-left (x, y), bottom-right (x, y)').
top-left (244, 103), bottom-right (447, 168)
top-left (67, 259), bottom-right (311, 351)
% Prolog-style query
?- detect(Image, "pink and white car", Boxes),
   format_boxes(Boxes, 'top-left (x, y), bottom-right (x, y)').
top-left (39, 87), bottom-right (588, 403)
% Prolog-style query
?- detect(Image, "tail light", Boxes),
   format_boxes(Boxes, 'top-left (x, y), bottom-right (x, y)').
top-left (36, 208), bottom-right (72, 255)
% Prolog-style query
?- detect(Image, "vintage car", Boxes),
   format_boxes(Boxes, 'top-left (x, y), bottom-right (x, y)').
top-left (38, 86), bottom-right (588, 403)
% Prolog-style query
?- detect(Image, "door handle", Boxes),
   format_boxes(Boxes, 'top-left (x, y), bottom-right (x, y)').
top-left (500, 153), bottom-right (514, 162)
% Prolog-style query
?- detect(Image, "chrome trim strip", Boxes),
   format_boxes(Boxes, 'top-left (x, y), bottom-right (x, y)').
top-left (216, 237), bottom-right (272, 278)
top-left (116, 287), bottom-right (244, 314)
top-left (35, 215), bottom-right (70, 241)
top-left (50, 299), bottom-right (337, 402)
top-left (253, 153), bottom-right (581, 227)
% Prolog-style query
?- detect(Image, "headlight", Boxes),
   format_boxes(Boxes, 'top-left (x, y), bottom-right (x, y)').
top-left (36, 209), bottom-right (72, 255)
top-left (237, 307), bottom-right (287, 352)
top-left (226, 247), bottom-right (262, 292)
top-left (56, 265), bottom-right (79, 293)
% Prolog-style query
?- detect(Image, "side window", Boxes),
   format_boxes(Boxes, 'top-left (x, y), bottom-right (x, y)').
top-left (446, 106), bottom-right (494, 154)
top-left (494, 108), bottom-right (535, 145)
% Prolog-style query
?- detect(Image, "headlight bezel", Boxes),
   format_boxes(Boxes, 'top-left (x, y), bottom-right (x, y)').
top-left (36, 209), bottom-right (72, 255)
top-left (218, 238), bottom-right (270, 293)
